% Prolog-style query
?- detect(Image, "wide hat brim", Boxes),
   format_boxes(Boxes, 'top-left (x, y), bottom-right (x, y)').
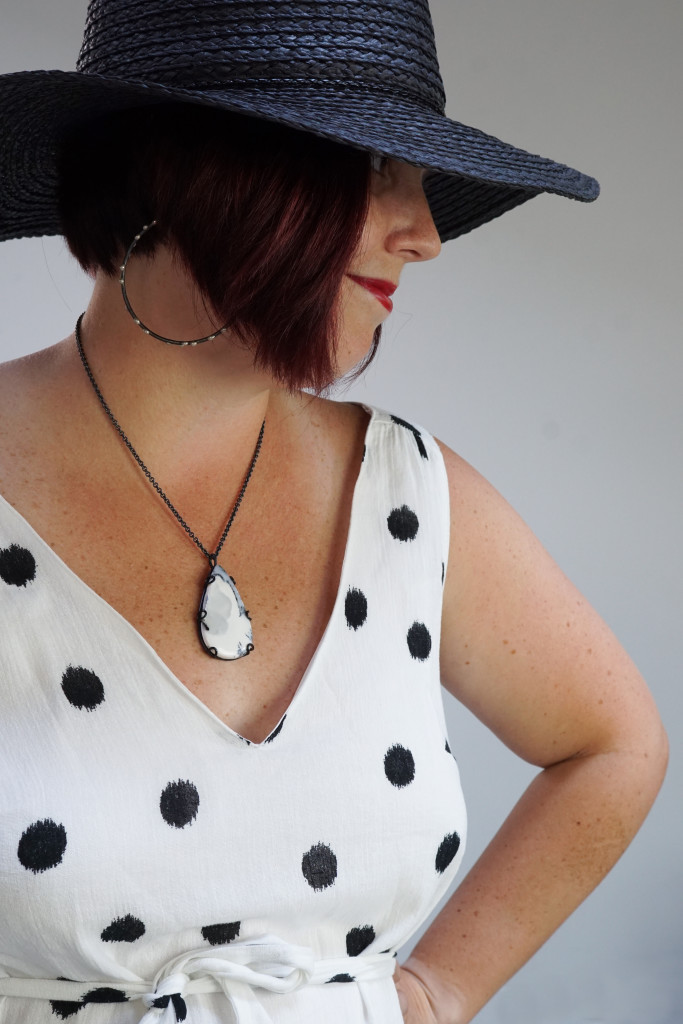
top-left (0, 69), bottom-right (599, 244)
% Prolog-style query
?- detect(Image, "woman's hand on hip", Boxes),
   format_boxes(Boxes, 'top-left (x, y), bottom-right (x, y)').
top-left (394, 957), bottom-right (467, 1024)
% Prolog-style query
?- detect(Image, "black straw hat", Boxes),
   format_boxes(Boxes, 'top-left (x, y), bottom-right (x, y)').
top-left (0, 0), bottom-right (599, 244)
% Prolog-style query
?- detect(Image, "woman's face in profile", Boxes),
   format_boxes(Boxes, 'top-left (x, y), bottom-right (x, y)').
top-left (335, 157), bottom-right (442, 376)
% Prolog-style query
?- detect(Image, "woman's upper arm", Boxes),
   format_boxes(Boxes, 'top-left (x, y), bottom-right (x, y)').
top-left (436, 440), bottom-right (667, 768)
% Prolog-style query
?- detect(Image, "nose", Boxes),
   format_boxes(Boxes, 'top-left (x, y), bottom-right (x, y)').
top-left (385, 169), bottom-right (442, 264)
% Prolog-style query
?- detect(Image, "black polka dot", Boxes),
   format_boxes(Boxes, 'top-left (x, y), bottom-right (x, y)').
top-left (17, 818), bottom-right (67, 873)
top-left (384, 745), bottom-right (415, 788)
top-left (435, 832), bottom-right (461, 874)
top-left (445, 739), bottom-right (451, 755)
top-left (202, 922), bottom-right (241, 945)
top-left (50, 1001), bottom-right (82, 1019)
top-left (326, 973), bottom-right (355, 984)
top-left (407, 622), bottom-right (432, 660)
top-left (0, 543), bottom-right (36, 587)
top-left (61, 666), bottom-right (105, 711)
top-left (159, 780), bottom-right (200, 829)
top-left (345, 588), bottom-right (367, 630)
top-left (387, 505), bottom-right (419, 542)
top-left (301, 842), bottom-right (338, 891)
top-left (346, 925), bottom-right (375, 956)
top-left (265, 715), bottom-right (286, 743)
top-left (100, 914), bottom-right (146, 943)
top-left (82, 988), bottom-right (128, 1004)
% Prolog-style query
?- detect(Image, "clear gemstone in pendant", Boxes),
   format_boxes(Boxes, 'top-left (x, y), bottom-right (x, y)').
top-left (197, 565), bottom-right (254, 660)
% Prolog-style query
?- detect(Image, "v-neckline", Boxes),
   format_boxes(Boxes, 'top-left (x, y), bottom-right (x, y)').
top-left (0, 404), bottom-right (377, 747)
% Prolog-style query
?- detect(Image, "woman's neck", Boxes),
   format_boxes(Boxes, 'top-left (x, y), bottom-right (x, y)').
top-left (67, 252), bottom-right (281, 481)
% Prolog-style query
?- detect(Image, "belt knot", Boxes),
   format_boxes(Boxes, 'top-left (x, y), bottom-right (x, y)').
top-left (142, 971), bottom-right (190, 1022)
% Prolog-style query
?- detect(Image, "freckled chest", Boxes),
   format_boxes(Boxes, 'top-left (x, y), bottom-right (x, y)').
top-left (0, 401), bottom-right (366, 744)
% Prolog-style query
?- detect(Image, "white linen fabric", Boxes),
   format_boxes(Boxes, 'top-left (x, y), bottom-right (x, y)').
top-left (0, 406), bottom-right (467, 1023)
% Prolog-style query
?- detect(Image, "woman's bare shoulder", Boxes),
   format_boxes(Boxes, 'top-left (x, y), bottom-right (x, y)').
top-left (277, 391), bottom-right (370, 452)
top-left (0, 352), bottom-right (43, 447)
top-left (434, 436), bottom-right (662, 769)
top-left (0, 341), bottom-right (69, 412)
top-left (0, 342), bottom-right (74, 491)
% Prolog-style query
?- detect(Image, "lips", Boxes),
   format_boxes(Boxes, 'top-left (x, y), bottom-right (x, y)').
top-left (348, 274), bottom-right (396, 312)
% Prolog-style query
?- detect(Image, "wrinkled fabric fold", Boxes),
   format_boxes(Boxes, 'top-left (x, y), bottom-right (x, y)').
top-left (0, 935), bottom-right (396, 1023)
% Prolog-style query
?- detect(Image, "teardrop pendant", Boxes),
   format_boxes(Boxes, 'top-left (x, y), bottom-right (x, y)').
top-left (197, 565), bottom-right (254, 660)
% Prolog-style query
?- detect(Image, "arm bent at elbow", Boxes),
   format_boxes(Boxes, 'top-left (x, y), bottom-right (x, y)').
top-left (394, 443), bottom-right (668, 1024)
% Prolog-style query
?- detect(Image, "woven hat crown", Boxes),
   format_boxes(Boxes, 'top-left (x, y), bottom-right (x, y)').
top-left (0, 0), bottom-right (600, 244)
top-left (77, 0), bottom-right (447, 113)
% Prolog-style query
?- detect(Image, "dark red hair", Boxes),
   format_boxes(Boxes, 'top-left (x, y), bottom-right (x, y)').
top-left (57, 103), bottom-right (378, 391)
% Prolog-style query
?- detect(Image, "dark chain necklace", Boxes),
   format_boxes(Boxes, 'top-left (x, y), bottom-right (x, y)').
top-left (74, 313), bottom-right (265, 661)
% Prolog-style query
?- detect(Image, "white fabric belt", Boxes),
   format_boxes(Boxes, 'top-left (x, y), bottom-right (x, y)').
top-left (0, 935), bottom-right (397, 1023)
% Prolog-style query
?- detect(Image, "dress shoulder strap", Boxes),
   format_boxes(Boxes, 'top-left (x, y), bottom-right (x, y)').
top-left (360, 406), bottom-right (451, 589)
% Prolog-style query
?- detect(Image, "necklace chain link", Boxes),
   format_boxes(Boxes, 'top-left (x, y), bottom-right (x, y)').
top-left (74, 313), bottom-right (265, 566)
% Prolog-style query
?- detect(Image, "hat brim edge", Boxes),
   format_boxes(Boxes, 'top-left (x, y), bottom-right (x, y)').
top-left (0, 69), bottom-right (599, 244)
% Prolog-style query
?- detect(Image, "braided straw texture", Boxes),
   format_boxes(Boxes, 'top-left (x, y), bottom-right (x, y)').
top-left (0, 0), bottom-right (599, 243)
top-left (77, 0), bottom-right (447, 113)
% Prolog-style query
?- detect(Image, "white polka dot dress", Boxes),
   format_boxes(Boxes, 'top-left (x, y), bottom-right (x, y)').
top-left (0, 407), bottom-right (467, 1024)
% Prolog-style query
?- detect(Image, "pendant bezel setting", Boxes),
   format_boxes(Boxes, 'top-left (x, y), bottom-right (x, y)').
top-left (197, 564), bottom-right (254, 661)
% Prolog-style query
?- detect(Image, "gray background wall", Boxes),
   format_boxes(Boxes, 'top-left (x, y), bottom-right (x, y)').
top-left (1, 2), bottom-right (681, 1021)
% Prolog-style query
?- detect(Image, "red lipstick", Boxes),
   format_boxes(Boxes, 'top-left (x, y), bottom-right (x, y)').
top-left (348, 274), bottom-right (396, 312)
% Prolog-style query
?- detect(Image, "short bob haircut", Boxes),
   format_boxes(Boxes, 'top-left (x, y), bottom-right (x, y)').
top-left (57, 102), bottom-right (378, 392)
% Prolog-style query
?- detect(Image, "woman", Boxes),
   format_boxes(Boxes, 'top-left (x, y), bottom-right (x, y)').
top-left (0, 2), bottom-right (667, 1023)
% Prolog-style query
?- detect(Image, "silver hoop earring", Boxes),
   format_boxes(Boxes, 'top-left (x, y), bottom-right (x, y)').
top-left (119, 220), bottom-right (229, 347)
